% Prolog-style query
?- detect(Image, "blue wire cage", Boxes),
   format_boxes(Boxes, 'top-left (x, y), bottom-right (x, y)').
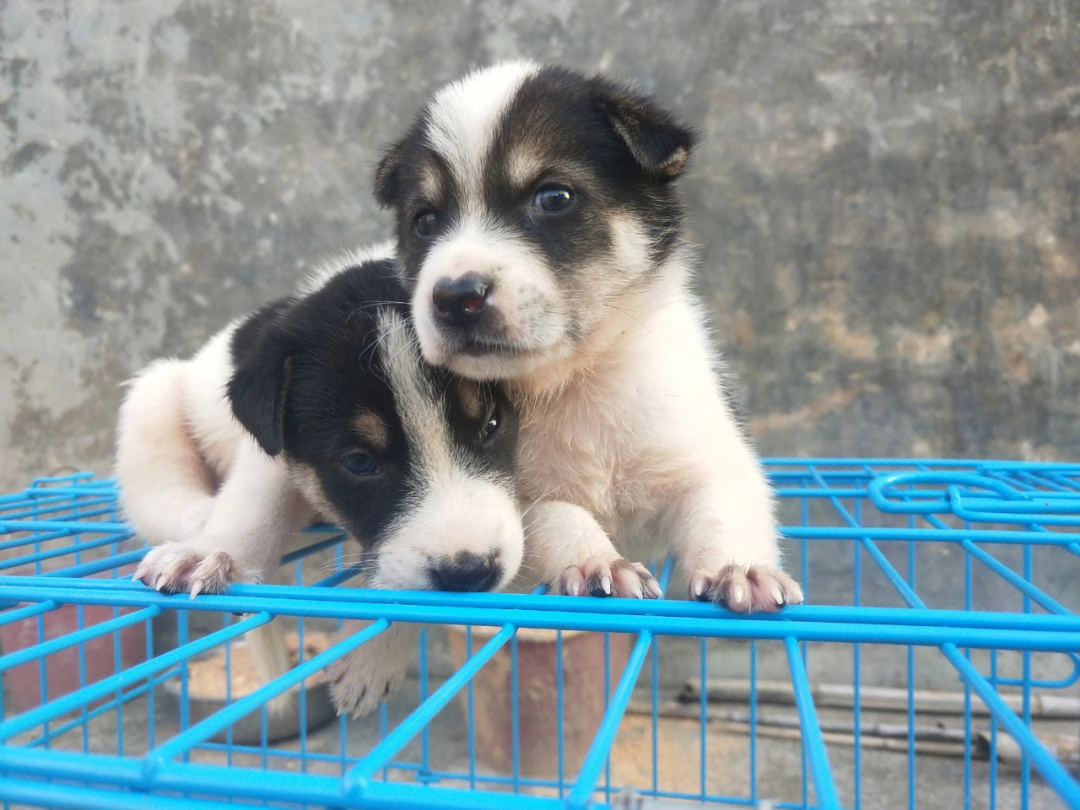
top-left (0, 458), bottom-right (1078, 809)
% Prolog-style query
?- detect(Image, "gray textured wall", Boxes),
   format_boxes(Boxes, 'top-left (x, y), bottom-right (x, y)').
top-left (2, 0), bottom-right (1079, 492)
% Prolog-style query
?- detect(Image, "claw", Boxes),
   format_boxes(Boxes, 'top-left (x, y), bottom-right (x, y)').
top-left (729, 581), bottom-right (748, 609)
top-left (133, 560), bottom-right (147, 581)
top-left (768, 581), bottom-right (785, 607)
top-left (643, 575), bottom-right (663, 599)
top-left (560, 565), bottom-right (586, 596)
top-left (690, 572), bottom-right (708, 599)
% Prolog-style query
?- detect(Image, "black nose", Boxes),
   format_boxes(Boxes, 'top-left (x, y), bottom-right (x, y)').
top-left (431, 552), bottom-right (500, 592)
top-left (432, 274), bottom-right (490, 327)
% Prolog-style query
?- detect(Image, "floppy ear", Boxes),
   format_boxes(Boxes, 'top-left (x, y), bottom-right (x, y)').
top-left (374, 140), bottom-right (405, 207)
top-left (593, 79), bottom-right (695, 179)
top-left (227, 330), bottom-right (295, 457)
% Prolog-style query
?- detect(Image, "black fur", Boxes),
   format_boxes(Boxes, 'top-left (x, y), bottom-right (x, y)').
top-left (229, 298), bottom-right (294, 370)
top-left (227, 259), bottom-right (518, 551)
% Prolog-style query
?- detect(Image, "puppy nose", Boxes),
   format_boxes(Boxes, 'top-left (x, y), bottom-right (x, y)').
top-left (431, 552), bottom-right (500, 592)
top-left (432, 274), bottom-right (490, 327)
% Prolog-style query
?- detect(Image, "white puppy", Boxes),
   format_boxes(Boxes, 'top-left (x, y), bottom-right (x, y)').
top-left (374, 63), bottom-right (802, 611)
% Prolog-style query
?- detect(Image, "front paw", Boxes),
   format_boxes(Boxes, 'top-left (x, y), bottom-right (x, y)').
top-left (557, 556), bottom-right (662, 599)
top-left (689, 563), bottom-right (803, 613)
top-left (134, 544), bottom-right (248, 597)
top-left (327, 621), bottom-right (410, 718)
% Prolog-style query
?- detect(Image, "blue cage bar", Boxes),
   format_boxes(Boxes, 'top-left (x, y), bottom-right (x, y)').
top-left (0, 459), bottom-right (1078, 809)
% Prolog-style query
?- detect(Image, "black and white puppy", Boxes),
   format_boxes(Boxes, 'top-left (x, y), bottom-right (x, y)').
top-left (117, 250), bottom-right (523, 716)
top-left (375, 62), bottom-right (803, 610)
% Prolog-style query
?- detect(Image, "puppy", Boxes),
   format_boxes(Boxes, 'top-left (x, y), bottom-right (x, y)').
top-left (374, 63), bottom-right (803, 611)
top-left (117, 250), bottom-right (523, 716)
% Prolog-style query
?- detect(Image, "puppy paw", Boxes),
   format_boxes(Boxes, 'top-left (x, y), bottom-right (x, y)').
top-left (689, 563), bottom-right (803, 613)
top-left (557, 556), bottom-right (662, 599)
top-left (134, 544), bottom-right (247, 597)
top-left (327, 621), bottom-right (411, 718)
top-left (328, 656), bottom-right (403, 719)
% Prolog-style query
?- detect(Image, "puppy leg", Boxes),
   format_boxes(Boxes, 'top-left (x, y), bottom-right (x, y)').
top-left (134, 440), bottom-right (312, 595)
top-left (117, 359), bottom-right (216, 545)
top-left (133, 442), bottom-right (316, 718)
top-left (524, 501), bottom-right (661, 598)
top-left (672, 459), bottom-right (803, 613)
top-left (327, 620), bottom-right (418, 718)
top-left (243, 615), bottom-right (300, 721)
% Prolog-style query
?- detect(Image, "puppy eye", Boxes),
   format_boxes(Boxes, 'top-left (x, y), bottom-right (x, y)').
top-left (479, 404), bottom-right (500, 444)
top-left (534, 185), bottom-right (574, 213)
top-left (414, 209), bottom-right (438, 238)
top-left (340, 452), bottom-right (380, 477)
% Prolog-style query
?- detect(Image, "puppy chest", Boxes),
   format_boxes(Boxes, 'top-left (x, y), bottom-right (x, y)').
top-left (514, 394), bottom-right (654, 524)
top-left (513, 378), bottom-right (716, 529)
top-left (516, 426), bottom-right (608, 509)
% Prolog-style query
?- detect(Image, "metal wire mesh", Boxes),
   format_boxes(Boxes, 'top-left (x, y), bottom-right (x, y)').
top-left (0, 459), bottom-right (1078, 809)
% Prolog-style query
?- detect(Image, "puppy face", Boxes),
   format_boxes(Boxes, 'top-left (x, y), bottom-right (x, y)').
top-left (375, 63), bottom-right (694, 380)
top-left (228, 258), bottom-right (523, 592)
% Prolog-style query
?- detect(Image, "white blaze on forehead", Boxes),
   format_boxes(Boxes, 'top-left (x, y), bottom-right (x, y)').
top-left (425, 61), bottom-right (539, 200)
top-left (376, 309), bottom-right (457, 477)
top-left (371, 309), bottom-right (526, 592)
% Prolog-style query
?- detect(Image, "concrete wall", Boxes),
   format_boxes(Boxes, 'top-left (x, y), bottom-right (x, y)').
top-left (3, 0), bottom-right (1079, 492)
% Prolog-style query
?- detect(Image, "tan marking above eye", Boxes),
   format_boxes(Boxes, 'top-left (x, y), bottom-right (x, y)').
top-left (506, 146), bottom-right (548, 190)
top-left (455, 379), bottom-right (485, 420)
top-left (503, 150), bottom-right (599, 201)
top-left (352, 410), bottom-right (390, 451)
top-left (418, 160), bottom-right (446, 204)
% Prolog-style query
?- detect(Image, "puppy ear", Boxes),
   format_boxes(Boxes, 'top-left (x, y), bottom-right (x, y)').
top-left (593, 80), bottom-right (695, 179)
top-left (374, 140), bottom-right (405, 207)
top-left (227, 330), bottom-right (296, 457)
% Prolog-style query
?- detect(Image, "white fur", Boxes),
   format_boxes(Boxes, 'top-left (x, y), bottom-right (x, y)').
top-left (378, 309), bottom-right (462, 478)
top-left (514, 263), bottom-right (778, 573)
top-left (371, 310), bottom-right (524, 591)
top-left (412, 216), bottom-right (569, 376)
top-left (426, 61), bottom-right (538, 203)
top-left (507, 252), bottom-right (797, 608)
top-left (374, 476), bottom-right (523, 591)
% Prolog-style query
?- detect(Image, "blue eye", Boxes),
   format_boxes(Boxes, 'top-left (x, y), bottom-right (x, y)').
top-left (340, 452), bottom-right (380, 477)
top-left (534, 185), bottom-right (574, 213)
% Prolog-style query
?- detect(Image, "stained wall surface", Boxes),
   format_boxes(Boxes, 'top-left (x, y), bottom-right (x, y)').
top-left (2, 1), bottom-right (1079, 491)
